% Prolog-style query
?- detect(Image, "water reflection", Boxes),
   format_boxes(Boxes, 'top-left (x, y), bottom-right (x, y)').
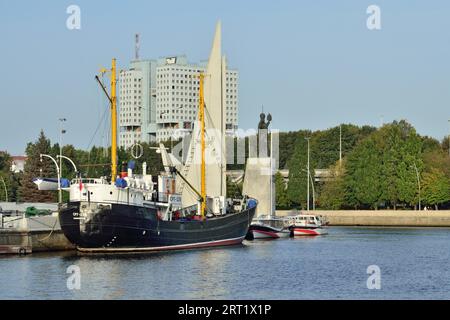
top-left (2, 227), bottom-right (450, 299)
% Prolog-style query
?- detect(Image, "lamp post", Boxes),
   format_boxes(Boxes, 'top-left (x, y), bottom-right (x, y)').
top-left (58, 118), bottom-right (66, 190)
top-left (411, 162), bottom-right (421, 210)
top-left (57, 155), bottom-right (79, 195)
top-left (305, 137), bottom-right (311, 211)
top-left (56, 155), bottom-right (78, 174)
top-left (302, 169), bottom-right (315, 210)
top-left (40, 154), bottom-right (61, 206)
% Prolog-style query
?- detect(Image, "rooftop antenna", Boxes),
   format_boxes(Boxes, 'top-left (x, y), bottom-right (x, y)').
top-left (135, 33), bottom-right (140, 60)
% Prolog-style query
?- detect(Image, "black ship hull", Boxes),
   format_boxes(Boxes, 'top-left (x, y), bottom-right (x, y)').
top-left (59, 201), bottom-right (256, 252)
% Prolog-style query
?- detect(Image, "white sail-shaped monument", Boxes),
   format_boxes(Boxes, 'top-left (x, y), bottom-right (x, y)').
top-left (180, 21), bottom-right (227, 207)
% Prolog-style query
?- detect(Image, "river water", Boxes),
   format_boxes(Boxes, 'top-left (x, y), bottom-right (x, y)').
top-left (1, 227), bottom-right (450, 299)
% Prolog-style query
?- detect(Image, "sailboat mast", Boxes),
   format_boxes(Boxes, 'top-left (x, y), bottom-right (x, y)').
top-left (111, 58), bottom-right (118, 182)
top-left (199, 73), bottom-right (206, 217)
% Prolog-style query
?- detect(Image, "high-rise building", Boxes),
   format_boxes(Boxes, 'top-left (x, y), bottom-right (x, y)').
top-left (118, 59), bottom-right (157, 149)
top-left (118, 55), bottom-right (238, 149)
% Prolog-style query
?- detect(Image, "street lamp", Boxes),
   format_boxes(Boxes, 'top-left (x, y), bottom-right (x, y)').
top-left (302, 168), bottom-right (315, 210)
top-left (58, 118), bottom-right (67, 186)
top-left (411, 162), bottom-right (421, 210)
top-left (40, 154), bottom-right (61, 206)
top-left (305, 137), bottom-right (311, 211)
top-left (56, 155), bottom-right (78, 174)
top-left (57, 155), bottom-right (80, 195)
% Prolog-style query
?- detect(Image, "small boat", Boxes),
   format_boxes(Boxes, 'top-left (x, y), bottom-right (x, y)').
top-left (287, 214), bottom-right (328, 236)
top-left (247, 224), bottom-right (288, 239)
top-left (246, 215), bottom-right (291, 239)
top-left (33, 177), bottom-right (70, 191)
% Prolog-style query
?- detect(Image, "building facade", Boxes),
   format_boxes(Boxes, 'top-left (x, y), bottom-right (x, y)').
top-left (119, 59), bottom-right (158, 149)
top-left (118, 55), bottom-right (238, 149)
top-left (10, 156), bottom-right (27, 173)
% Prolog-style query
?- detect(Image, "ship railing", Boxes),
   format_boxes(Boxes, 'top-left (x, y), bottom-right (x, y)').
top-left (71, 178), bottom-right (109, 185)
top-left (168, 204), bottom-right (198, 220)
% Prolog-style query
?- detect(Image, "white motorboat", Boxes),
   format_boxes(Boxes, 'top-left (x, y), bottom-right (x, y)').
top-left (286, 213), bottom-right (328, 236)
top-left (246, 215), bottom-right (291, 239)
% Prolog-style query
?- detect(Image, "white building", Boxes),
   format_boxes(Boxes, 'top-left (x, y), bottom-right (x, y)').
top-left (119, 68), bottom-right (143, 148)
top-left (10, 156), bottom-right (27, 173)
top-left (118, 55), bottom-right (238, 149)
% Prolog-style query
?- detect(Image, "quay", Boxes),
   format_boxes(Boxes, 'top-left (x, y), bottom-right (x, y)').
top-left (277, 210), bottom-right (450, 227)
top-left (0, 202), bottom-right (75, 254)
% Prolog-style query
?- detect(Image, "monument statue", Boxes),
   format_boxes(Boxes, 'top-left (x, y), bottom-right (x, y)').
top-left (258, 112), bottom-right (272, 131)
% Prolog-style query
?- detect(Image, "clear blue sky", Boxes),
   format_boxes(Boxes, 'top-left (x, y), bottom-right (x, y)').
top-left (1, 0), bottom-right (450, 155)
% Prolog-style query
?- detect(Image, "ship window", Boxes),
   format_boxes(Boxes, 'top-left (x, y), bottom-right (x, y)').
top-left (110, 191), bottom-right (113, 195)
top-left (90, 192), bottom-right (93, 195)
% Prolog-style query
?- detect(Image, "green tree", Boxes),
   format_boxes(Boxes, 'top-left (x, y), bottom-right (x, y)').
top-left (286, 130), bottom-right (311, 208)
top-left (442, 136), bottom-right (450, 156)
top-left (310, 124), bottom-right (376, 169)
top-left (0, 172), bottom-right (10, 202)
top-left (421, 168), bottom-right (450, 209)
top-left (421, 149), bottom-right (450, 209)
top-left (19, 130), bottom-right (57, 202)
top-left (379, 121), bottom-right (422, 209)
top-left (226, 176), bottom-right (242, 198)
top-left (344, 136), bottom-right (383, 209)
top-left (0, 151), bottom-right (24, 202)
top-left (318, 162), bottom-right (345, 209)
top-left (342, 120), bottom-right (423, 209)
top-left (0, 151), bottom-right (11, 172)
top-left (0, 151), bottom-right (11, 201)
top-left (275, 171), bottom-right (291, 209)
top-left (130, 142), bottom-right (164, 176)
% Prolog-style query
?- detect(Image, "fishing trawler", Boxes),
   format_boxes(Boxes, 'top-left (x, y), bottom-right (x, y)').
top-left (58, 22), bottom-right (257, 252)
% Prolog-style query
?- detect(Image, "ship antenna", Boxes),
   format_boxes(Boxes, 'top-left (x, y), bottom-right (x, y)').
top-left (135, 34), bottom-right (140, 60)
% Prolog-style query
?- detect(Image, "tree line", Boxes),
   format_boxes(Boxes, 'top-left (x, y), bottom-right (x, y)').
top-left (277, 120), bottom-right (450, 210)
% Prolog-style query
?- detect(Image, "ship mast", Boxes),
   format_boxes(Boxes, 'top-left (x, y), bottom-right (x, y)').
top-left (199, 73), bottom-right (206, 217)
top-left (94, 59), bottom-right (118, 182)
top-left (111, 59), bottom-right (118, 182)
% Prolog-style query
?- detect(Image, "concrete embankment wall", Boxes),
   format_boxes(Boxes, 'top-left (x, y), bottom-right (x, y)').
top-left (275, 210), bottom-right (450, 227)
top-left (0, 202), bottom-right (58, 212)
top-left (0, 211), bottom-right (75, 254)
top-left (0, 230), bottom-right (75, 253)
